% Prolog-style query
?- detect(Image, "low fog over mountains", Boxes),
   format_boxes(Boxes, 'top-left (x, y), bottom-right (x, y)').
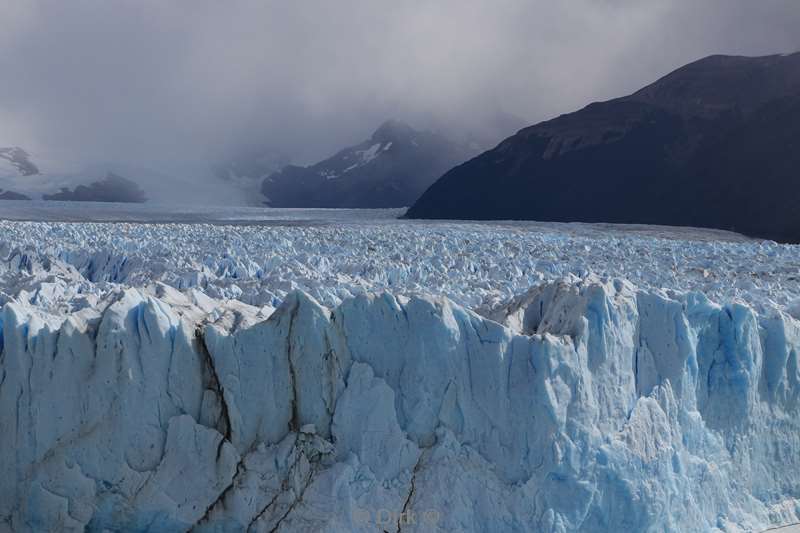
top-left (1, 1), bottom-right (798, 205)
top-left (261, 120), bottom-right (475, 208)
top-left (0, 118), bottom-right (494, 206)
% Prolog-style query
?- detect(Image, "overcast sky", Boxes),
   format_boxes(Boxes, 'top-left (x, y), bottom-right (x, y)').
top-left (1, 0), bottom-right (799, 171)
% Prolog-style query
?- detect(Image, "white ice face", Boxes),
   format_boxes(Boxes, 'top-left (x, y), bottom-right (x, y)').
top-left (0, 208), bottom-right (799, 532)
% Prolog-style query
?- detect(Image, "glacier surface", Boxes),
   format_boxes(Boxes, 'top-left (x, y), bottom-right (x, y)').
top-left (0, 211), bottom-right (799, 532)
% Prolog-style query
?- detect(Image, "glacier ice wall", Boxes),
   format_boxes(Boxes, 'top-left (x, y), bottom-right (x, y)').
top-left (1, 278), bottom-right (799, 532)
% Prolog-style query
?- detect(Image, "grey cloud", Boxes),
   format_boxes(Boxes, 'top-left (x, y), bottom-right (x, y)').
top-left (0, 0), bottom-right (798, 183)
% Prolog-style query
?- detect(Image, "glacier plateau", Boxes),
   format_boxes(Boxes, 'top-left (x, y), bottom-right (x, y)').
top-left (0, 213), bottom-right (799, 532)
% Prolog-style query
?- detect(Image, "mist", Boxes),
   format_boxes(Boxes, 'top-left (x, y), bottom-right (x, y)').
top-left (1, 0), bottom-right (799, 197)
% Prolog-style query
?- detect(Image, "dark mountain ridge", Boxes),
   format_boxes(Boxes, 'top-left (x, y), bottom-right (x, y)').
top-left (406, 52), bottom-right (800, 242)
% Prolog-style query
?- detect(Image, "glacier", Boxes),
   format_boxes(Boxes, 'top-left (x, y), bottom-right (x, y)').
top-left (0, 214), bottom-right (795, 315)
top-left (0, 213), bottom-right (799, 532)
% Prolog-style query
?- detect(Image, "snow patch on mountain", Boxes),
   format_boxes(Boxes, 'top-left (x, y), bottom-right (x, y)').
top-left (343, 143), bottom-right (384, 174)
top-left (319, 169), bottom-right (339, 180)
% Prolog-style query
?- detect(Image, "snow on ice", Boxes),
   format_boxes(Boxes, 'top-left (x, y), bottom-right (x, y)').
top-left (0, 211), bottom-right (799, 532)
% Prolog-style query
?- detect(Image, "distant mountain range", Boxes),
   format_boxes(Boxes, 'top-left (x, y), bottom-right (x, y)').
top-left (261, 120), bottom-right (475, 208)
top-left (0, 189), bottom-right (31, 200)
top-left (407, 52), bottom-right (800, 242)
top-left (43, 173), bottom-right (147, 203)
top-left (0, 120), bottom-right (480, 207)
top-left (0, 148), bottom-right (147, 203)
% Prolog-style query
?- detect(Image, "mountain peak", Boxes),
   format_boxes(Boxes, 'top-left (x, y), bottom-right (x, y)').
top-left (261, 118), bottom-right (472, 208)
top-left (371, 119), bottom-right (416, 143)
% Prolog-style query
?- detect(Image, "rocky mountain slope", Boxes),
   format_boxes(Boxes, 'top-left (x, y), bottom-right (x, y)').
top-left (407, 52), bottom-right (800, 242)
top-left (261, 120), bottom-right (474, 208)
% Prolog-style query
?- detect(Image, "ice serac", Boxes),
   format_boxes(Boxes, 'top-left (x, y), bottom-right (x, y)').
top-left (1, 279), bottom-right (799, 532)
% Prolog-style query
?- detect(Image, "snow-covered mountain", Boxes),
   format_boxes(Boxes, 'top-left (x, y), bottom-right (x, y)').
top-left (261, 120), bottom-right (475, 208)
top-left (407, 52), bottom-right (800, 242)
